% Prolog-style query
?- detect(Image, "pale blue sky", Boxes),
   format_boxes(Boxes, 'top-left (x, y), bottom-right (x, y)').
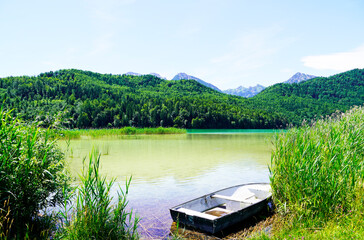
top-left (1, 0), bottom-right (364, 89)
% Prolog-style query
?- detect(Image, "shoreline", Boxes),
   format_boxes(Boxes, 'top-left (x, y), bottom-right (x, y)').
top-left (56, 127), bottom-right (284, 139)
top-left (57, 127), bottom-right (187, 139)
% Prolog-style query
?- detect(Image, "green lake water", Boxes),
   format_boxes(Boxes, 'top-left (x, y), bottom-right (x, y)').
top-left (60, 130), bottom-right (276, 239)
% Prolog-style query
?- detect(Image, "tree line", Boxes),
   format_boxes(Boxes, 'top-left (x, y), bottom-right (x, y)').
top-left (0, 69), bottom-right (286, 129)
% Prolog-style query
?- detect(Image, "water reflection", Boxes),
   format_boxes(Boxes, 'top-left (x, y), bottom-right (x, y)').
top-left (60, 132), bottom-right (275, 239)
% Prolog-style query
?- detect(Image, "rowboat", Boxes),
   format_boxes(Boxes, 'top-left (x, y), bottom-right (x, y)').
top-left (169, 183), bottom-right (272, 234)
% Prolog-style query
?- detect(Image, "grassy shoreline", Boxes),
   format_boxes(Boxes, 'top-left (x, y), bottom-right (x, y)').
top-left (58, 127), bottom-right (284, 139)
top-left (58, 127), bottom-right (186, 139)
top-left (265, 106), bottom-right (364, 239)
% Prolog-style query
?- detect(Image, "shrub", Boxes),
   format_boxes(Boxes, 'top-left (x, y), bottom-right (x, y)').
top-left (121, 127), bottom-right (137, 135)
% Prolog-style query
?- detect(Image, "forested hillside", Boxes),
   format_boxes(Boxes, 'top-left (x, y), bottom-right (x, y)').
top-left (0, 69), bottom-right (285, 129)
top-left (251, 68), bottom-right (364, 125)
top-left (1, 68), bottom-right (362, 129)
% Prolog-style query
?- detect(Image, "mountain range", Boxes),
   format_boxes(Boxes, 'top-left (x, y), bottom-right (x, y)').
top-left (223, 85), bottom-right (266, 98)
top-left (224, 72), bottom-right (318, 97)
top-left (125, 71), bottom-right (318, 98)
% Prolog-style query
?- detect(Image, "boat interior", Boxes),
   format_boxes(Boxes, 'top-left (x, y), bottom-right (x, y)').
top-left (175, 184), bottom-right (271, 220)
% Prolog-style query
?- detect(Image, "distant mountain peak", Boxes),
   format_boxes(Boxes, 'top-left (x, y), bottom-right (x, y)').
top-left (125, 72), bottom-right (166, 79)
top-left (285, 72), bottom-right (317, 84)
top-left (148, 73), bottom-right (166, 79)
top-left (172, 73), bottom-right (221, 92)
top-left (223, 84), bottom-right (266, 98)
top-left (125, 72), bottom-right (142, 76)
top-left (173, 73), bottom-right (192, 80)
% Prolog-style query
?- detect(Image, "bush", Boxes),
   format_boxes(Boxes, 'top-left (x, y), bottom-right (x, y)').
top-left (270, 106), bottom-right (364, 219)
top-left (57, 150), bottom-right (139, 240)
top-left (121, 127), bottom-right (137, 135)
top-left (0, 107), bottom-right (70, 237)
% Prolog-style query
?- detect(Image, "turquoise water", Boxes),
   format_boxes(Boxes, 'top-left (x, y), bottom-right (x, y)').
top-left (187, 129), bottom-right (283, 134)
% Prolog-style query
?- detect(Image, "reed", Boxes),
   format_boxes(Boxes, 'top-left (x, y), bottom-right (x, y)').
top-left (57, 150), bottom-right (139, 240)
top-left (0, 107), bottom-right (70, 238)
top-left (58, 127), bottom-right (186, 139)
top-left (270, 106), bottom-right (364, 219)
top-left (0, 198), bottom-right (13, 239)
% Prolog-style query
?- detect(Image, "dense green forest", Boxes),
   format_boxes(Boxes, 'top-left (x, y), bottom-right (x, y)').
top-left (0, 69), bottom-right (285, 129)
top-left (250, 68), bottom-right (364, 125)
top-left (0, 68), bottom-right (363, 129)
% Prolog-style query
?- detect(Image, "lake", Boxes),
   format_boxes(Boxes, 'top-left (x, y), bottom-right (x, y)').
top-left (61, 130), bottom-right (276, 239)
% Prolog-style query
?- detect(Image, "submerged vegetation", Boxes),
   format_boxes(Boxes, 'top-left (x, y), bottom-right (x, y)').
top-left (268, 106), bottom-right (364, 239)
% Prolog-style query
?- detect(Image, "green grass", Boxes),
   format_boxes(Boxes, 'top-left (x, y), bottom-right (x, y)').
top-left (260, 206), bottom-right (364, 240)
top-left (58, 127), bottom-right (186, 139)
top-left (266, 106), bottom-right (364, 239)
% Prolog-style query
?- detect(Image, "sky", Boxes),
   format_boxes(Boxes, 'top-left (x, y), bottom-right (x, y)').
top-left (1, 0), bottom-right (364, 89)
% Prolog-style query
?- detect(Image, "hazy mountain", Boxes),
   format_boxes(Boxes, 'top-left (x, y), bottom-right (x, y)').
top-left (223, 72), bottom-right (317, 98)
top-left (223, 84), bottom-right (265, 98)
top-left (124, 71), bottom-right (317, 96)
top-left (125, 72), bottom-right (166, 79)
top-left (148, 73), bottom-right (166, 79)
top-left (284, 72), bottom-right (317, 84)
top-left (172, 73), bottom-right (221, 92)
top-left (125, 72), bottom-right (142, 76)
top-left (125, 72), bottom-right (221, 91)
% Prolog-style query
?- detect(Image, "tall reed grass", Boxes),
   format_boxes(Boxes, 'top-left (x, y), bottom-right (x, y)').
top-left (57, 150), bottom-right (139, 239)
top-left (270, 106), bottom-right (364, 219)
top-left (0, 198), bottom-right (13, 239)
top-left (59, 127), bottom-right (186, 139)
top-left (0, 107), bottom-right (70, 238)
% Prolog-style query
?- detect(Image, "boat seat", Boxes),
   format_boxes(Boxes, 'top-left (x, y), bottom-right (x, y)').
top-left (177, 208), bottom-right (218, 220)
top-left (211, 194), bottom-right (261, 204)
